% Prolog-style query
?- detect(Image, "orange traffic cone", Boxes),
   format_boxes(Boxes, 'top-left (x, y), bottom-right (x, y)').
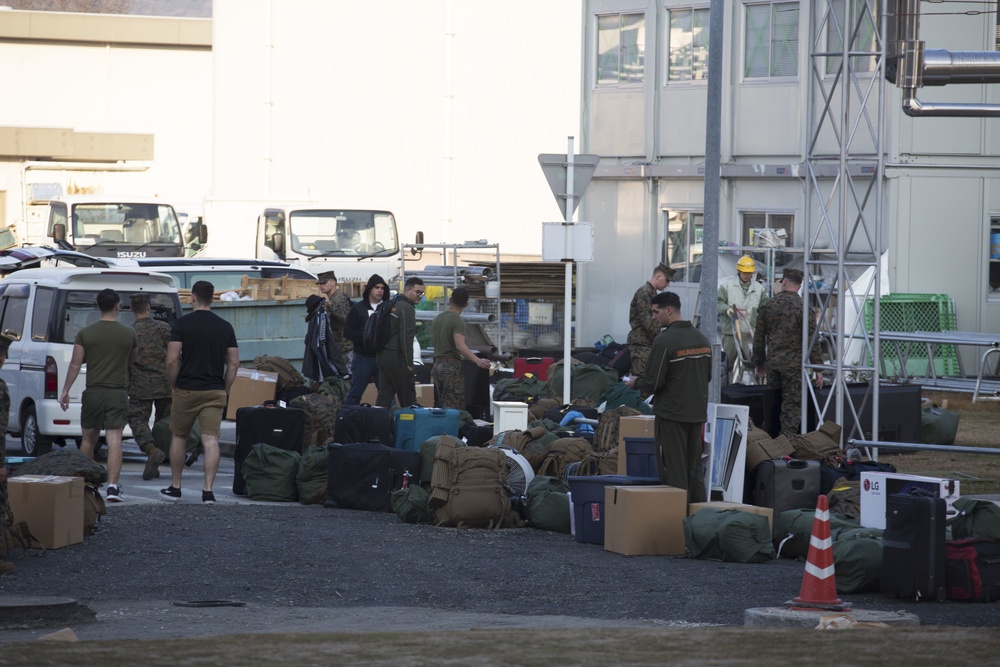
top-left (785, 494), bottom-right (851, 611)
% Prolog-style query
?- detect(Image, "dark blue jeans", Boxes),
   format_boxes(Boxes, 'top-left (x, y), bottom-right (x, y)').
top-left (345, 354), bottom-right (379, 406)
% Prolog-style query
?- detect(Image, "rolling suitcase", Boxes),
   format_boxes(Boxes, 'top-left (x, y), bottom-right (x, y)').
top-left (514, 356), bottom-right (555, 381)
top-left (754, 459), bottom-right (821, 536)
top-left (325, 442), bottom-right (421, 512)
top-left (333, 404), bottom-right (393, 446)
top-left (394, 407), bottom-right (461, 452)
top-left (882, 493), bottom-right (947, 600)
top-left (233, 405), bottom-right (306, 496)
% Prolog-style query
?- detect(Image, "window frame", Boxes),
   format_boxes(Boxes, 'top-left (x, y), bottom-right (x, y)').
top-left (743, 0), bottom-right (801, 80)
top-left (663, 209), bottom-right (705, 283)
top-left (666, 5), bottom-right (712, 84)
top-left (824, 0), bottom-right (877, 76)
top-left (595, 10), bottom-right (647, 88)
top-left (741, 210), bottom-right (795, 247)
top-left (988, 216), bottom-right (1000, 302)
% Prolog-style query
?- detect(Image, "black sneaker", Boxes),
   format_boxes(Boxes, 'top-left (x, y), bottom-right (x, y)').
top-left (202, 490), bottom-right (216, 505)
top-left (106, 484), bottom-right (124, 503)
top-left (158, 486), bottom-right (182, 502)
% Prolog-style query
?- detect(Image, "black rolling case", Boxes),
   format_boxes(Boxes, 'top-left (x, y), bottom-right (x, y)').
top-left (720, 384), bottom-right (780, 438)
top-left (325, 442), bottom-right (421, 512)
top-left (882, 493), bottom-right (947, 600)
top-left (754, 459), bottom-right (821, 536)
top-left (233, 406), bottom-right (306, 496)
top-left (333, 404), bottom-right (393, 446)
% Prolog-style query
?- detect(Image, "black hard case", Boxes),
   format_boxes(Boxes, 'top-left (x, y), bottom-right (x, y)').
top-left (333, 404), bottom-right (393, 446)
top-left (325, 442), bottom-right (421, 512)
top-left (882, 493), bottom-right (947, 600)
top-left (754, 459), bottom-right (821, 535)
top-left (233, 406), bottom-right (306, 496)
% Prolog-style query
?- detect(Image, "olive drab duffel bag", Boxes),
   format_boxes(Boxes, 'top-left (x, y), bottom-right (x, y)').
top-left (428, 435), bottom-right (511, 528)
top-left (683, 508), bottom-right (774, 563)
top-left (242, 443), bottom-right (301, 502)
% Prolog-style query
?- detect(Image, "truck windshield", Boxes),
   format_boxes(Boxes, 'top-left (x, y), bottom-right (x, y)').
top-left (288, 209), bottom-right (398, 257)
top-left (71, 203), bottom-right (183, 247)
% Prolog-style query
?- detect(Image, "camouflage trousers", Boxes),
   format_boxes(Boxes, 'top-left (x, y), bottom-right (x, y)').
top-left (432, 357), bottom-right (465, 411)
top-left (128, 396), bottom-right (172, 454)
top-left (629, 344), bottom-right (650, 377)
top-left (766, 367), bottom-right (803, 439)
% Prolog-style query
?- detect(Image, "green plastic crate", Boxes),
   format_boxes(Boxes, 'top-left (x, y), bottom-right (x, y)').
top-left (862, 294), bottom-right (960, 377)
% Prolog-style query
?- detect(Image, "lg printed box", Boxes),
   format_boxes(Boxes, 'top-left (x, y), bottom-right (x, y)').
top-left (617, 415), bottom-right (656, 473)
top-left (8, 475), bottom-right (84, 549)
top-left (226, 368), bottom-right (278, 420)
top-left (687, 501), bottom-right (774, 534)
top-left (604, 485), bottom-right (688, 556)
top-left (860, 472), bottom-right (960, 529)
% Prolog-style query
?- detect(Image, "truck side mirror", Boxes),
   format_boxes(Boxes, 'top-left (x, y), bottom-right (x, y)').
top-left (52, 223), bottom-right (66, 242)
top-left (411, 231), bottom-right (424, 256)
top-left (198, 224), bottom-right (208, 244)
top-left (272, 232), bottom-right (284, 255)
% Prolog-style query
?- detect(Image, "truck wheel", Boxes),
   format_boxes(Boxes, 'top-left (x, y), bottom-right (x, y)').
top-left (21, 405), bottom-right (53, 457)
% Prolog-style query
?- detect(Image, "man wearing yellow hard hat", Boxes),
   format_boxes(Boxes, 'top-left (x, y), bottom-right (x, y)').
top-left (717, 255), bottom-right (768, 380)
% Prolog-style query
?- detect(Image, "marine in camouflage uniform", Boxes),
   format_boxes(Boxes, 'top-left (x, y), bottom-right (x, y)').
top-left (127, 294), bottom-right (172, 480)
top-left (627, 263), bottom-right (674, 377)
top-left (751, 269), bottom-right (822, 438)
top-left (317, 271), bottom-right (354, 362)
top-left (0, 335), bottom-right (13, 571)
top-left (431, 287), bottom-right (490, 411)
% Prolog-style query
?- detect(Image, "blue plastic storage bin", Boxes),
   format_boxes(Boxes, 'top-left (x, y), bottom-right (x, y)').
top-left (568, 475), bottom-right (660, 545)
top-left (624, 436), bottom-right (657, 478)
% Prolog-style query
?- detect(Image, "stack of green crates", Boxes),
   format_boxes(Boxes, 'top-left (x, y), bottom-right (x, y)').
top-left (863, 294), bottom-right (961, 378)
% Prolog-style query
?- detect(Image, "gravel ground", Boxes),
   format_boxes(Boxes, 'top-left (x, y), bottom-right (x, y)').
top-left (1, 496), bottom-right (995, 643)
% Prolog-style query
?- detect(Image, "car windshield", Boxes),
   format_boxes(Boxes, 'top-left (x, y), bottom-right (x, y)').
top-left (289, 209), bottom-right (398, 257)
top-left (72, 203), bottom-right (183, 247)
top-left (56, 290), bottom-right (179, 344)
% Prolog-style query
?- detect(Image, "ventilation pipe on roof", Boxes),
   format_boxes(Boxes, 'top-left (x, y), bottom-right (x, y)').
top-left (886, 0), bottom-right (1000, 117)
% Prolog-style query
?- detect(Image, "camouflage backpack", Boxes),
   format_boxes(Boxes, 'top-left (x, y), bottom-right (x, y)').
top-left (536, 437), bottom-right (594, 478)
top-left (253, 355), bottom-right (306, 394)
top-left (429, 435), bottom-right (512, 528)
top-left (593, 405), bottom-right (642, 453)
top-left (289, 393), bottom-right (342, 450)
top-left (13, 448), bottom-right (107, 486)
top-left (562, 447), bottom-right (619, 480)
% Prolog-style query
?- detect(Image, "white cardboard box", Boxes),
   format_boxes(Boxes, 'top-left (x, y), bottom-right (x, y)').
top-left (859, 471), bottom-right (961, 529)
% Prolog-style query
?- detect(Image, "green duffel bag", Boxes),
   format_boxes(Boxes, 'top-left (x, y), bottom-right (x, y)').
top-left (152, 416), bottom-right (201, 461)
top-left (391, 485), bottom-right (434, 524)
top-left (242, 443), bottom-right (301, 502)
top-left (526, 474), bottom-right (570, 497)
top-left (921, 403), bottom-right (960, 445)
top-left (951, 497), bottom-right (1000, 541)
top-left (717, 511), bottom-right (774, 563)
top-left (683, 509), bottom-right (730, 561)
top-left (525, 475), bottom-right (571, 533)
top-left (296, 446), bottom-right (329, 505)
top-left (773, 508), bottom-right (859, 559)
top-left (832, 528), bottom-right (884, 593)
top-left (419, 435), bottom-right (465, 488)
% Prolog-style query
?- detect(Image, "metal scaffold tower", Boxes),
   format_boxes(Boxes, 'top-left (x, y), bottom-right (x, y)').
top-left (803, 0), bottom-right (886, 445)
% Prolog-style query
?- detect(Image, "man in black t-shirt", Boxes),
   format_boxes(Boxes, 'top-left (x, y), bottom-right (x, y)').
top-left (159, 281), bottom-right (238, 504)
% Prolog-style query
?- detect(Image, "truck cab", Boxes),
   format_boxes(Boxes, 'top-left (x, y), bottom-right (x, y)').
top-left (256, 207), bottom-right (400, 283)
top-left (48, 196), bottom-right (205, 260)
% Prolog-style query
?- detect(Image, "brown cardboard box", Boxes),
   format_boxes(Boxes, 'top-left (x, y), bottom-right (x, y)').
top-left (226, 368), bottom-right (279, 420)
top-left (617, 415), bottom-right (656, 473)
top-left (415, 384), bottom-right (435, 408)
top-left (687, 501), bottom-right (774, 533)
top-left (8, 475), bottom-right (84, 549)
top-left (604, 486), bottom-right (688, 556)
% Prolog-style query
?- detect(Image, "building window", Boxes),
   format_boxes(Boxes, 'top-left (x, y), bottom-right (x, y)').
top-left (597, 12), bottom-right (645, 85)
top-left (668, 7), bottom-right (711, 82)
top-left (825, 0), bottom-right (876, 75)
top-left (664, 210), bottom-right (704, 282)
top-left (989, 217), bottom-right (1000, 300)
top-left (744, 1), bottom-right (800, 78)
top-left (742, 211), bottom-right (794, 246)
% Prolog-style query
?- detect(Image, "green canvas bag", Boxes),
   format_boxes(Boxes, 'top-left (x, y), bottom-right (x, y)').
top-left (243, 443), bottom-right (301, 502)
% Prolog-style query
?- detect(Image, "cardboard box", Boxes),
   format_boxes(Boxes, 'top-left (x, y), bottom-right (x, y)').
top-left (604, 486), bottom-right (688, 556)
top-left (415, 384), bottom-right (434, 408)
top-left (859, 472), bottom-right (960, 529)
top-left (687, 500), bottom-right (774, 534)
top-left (226, 368), bottom-right (279, 420)
top-left (8, 475), bottom-right (84, 549)
top-left (618, 415), bottom-right (656, 473)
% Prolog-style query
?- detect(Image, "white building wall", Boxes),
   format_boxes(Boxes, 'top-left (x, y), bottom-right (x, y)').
top-left (209, 0), bottom-right (583, 258)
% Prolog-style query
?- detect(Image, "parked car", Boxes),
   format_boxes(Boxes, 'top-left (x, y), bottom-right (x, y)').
top-left (0, 267), bottom-right (182, 456)
top-left (132, 257), bottom-right (317, 292)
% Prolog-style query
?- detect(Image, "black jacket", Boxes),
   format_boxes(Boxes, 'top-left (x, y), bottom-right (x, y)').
top-left (344, 274), bottom-right (387, 357)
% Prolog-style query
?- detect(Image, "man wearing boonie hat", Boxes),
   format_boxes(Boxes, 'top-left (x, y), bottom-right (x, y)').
top-left (627, 262), bottom-right (675, 379)
top-left (317, 270), bottom-right (354, 367)
top-left (752, 267), bottom-right (824, 437)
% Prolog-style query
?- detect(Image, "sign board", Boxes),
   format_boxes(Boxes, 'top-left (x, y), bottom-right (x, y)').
top-left (538, 153), bottom-right (600, 221)
top-left (542, 222), bottom-right (594, 262)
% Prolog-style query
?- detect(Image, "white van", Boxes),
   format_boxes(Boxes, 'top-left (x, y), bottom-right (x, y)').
top-left (0, 267), bottom-right (182, 456)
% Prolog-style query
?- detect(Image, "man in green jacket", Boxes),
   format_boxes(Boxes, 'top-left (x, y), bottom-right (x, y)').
top-left (629, 291), bottom-right (712, 503)
top-left (376, 277), bottom-right (424, 409)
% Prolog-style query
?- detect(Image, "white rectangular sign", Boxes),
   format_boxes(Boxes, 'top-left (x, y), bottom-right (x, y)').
top-left (542, 222), bottom-right (594, 262)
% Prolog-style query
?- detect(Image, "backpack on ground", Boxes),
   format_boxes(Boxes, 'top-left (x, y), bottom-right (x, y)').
top-left (253, 354), bottom-right (306, 394)
top-left (289, 392), bottom-right (342, 450)
top-left (944, 538), bottom-right (1000, 602)
top-left (593, 405), bottom-right (641, 453)
top-left (242, 443), bottom-right (301, 502)
top-left (429, 434), bottom-right (511, 528)
top-left (562, 448), bottom-right (619, 479)
top-left (537, 438), bottom-right (594, 478)
top-left (362, 295), bottom-right (400, 353)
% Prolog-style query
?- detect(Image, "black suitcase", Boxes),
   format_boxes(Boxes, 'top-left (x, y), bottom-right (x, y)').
top-left (721, 384), bottom-right (780, 438)
top-left (333, 404), bottom-right (393, 446)
top-left (882, 493), bottom-right (947, 600)
top-left (325, 442), bottom-right (421, 512)
top-left (233, 406), bottom-right (306, 496)
top-left (754, 459), bottom-right (821, 536)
